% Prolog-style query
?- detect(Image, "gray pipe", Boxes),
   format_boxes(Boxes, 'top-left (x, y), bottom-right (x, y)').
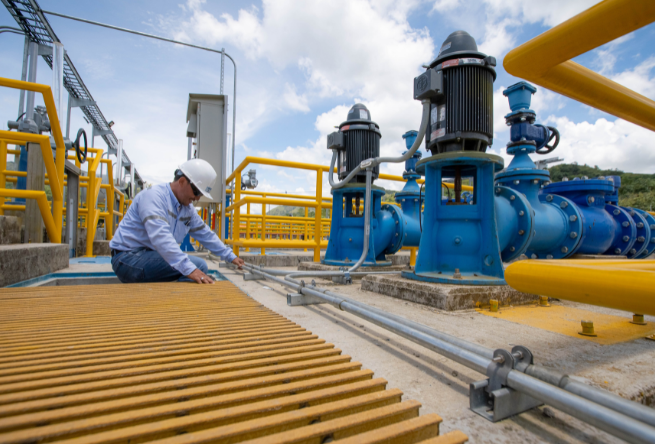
top-left (508, 371), bottom-right (655, 444)
top-left (348, 168), bottom-right (373, 273)
top-left (239, 262), bottom-right (655, 435)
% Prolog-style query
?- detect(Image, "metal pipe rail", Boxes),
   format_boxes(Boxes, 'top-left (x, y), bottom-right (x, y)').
top-left (239, 262), bottom-right (655, 443)
top-left (504, 0), bottom-right (655, 132)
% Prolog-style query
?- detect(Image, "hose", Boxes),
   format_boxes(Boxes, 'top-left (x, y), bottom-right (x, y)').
top-left (74, 128), bottom-right (88, 163)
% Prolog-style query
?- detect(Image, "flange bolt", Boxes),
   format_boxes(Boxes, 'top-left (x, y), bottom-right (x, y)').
top-left (453, 268), bottom-right (462, 279)
top-left (613, 209), bottom-right (621, 216)
top-left (490, 299), bottom-right (499, 312)
top-left (569, 215), bottom-right (577, 222)
top-left (546, 195), bottom-right (553, 202)
top-left (623, 236), bottom-right (630, 242)
top-left (631, 314), bottom-right (647, 325)
top-left (539, 296), bottom-right (550, 307)
top-left (570, 232), bottom-right (578, 239)
top-left (561, 246), bottom-right (569, 254)
top-left (622, 221), bottom-right (630, 228)
top-left (560, 201), bottom-right (568, 209)
top-left (638, 236), bottom-right (645, 243)
top-left (579, 320), bottom-right (597, 337)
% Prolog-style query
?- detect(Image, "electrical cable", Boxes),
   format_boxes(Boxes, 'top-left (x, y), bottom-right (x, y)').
top-left (419, 183), bottom-right (424, 232)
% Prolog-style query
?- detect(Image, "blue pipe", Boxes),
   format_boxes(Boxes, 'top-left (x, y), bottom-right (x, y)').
top-left (395, 131), bottom-right (422, 247)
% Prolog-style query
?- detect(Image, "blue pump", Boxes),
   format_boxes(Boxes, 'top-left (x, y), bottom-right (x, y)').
top-left (323, 184), bottom-right (404, 266)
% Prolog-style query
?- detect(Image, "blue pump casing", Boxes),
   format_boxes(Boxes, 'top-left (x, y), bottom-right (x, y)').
top-left (324, 184), bottom-right (404, 266)
top-left (402, 152), bottom-right (508, 285)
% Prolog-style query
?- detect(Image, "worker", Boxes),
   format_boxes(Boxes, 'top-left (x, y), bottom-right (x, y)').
top-left (109, 159), bottom-right (244, 284)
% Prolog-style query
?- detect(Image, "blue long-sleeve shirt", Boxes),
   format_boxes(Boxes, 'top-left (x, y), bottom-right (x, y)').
top-left (109, 183), bottom-right (236, 275)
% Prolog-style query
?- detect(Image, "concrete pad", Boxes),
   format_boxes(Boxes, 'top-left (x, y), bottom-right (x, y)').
top-left (477, 303), bottom-right (655, 345)
top-left (361, 274), bottom-right (538, 310)
top-left (238, 253), bottom-right (325, 267)
top-left (0, 243), bottom-right (68, 287)
top-left (298, 261), bottom-right (410, 276)
top-left (212, 260), bottom-right (655, 442)
top-left (0, 215), bottom-right (21, 244)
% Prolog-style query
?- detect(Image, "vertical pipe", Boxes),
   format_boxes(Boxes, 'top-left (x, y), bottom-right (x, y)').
top-left (304, 206), bottom-right (309, 251)
top-left (245, 202), bottom-right (251, 252)
top-left (18, 36), bottom-right (29, 118)
top-left (261, 195), bottom-right (266, 255)
top-left (25, 41), bottom-right (38, 121)
top-left (233, 174), bottom-right (241, 256)
top-left (220, 48), bottom-right (225, 94)
top-left (0, 141), bottom-right (6, 215)
top-left (106, 161), bottom-right (114, 240)
top-left (116, 139), bottom-right (123, 186)
top-left (187, 137), bottom-right (192, 160)
top-left (130, 164), bottom-right (135, 198)
top-left (314, 169), bottom-right (323, 261)
top-left (65, 94), bottom-right (72, 139)
top-left (52, 42), bottom-right (65, 128)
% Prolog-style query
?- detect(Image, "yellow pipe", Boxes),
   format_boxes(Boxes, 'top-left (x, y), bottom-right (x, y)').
top-left (505, 260), bottom-right (655, 316)
top-left (7, 149), bottom-right (20, 155)
top-left (0, 141), bottom-right (5, 215)
top-left (2, 170), bottom-right (26, 177)
top-left (227, 196), bottom-right (333, 213)
top-left (0, 189), bottom-right (60, 242)
top-left (1, 204), bottom-right (25, 211)
top-left (0, 77), bottom-right (66, 233)
top-left (504, 0), bottom-right (655, 132)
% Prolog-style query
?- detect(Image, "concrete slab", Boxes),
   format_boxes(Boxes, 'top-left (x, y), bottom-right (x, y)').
top-left (0, 215), bottom-right (21, 245)
top-left (361, 274), bottom-right (538, 310)
top-left (0, 243), bottom-right (68, 287)
top-left (213, 260), bottom-right (655, 443)
top-left (93, 240), bottom-right (111, 256)
top-left (297, 261), bottom-right (410, 276)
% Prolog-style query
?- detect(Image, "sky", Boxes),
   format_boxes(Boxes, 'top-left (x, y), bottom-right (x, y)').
top-left (1, 0), bottom-right (655, 209)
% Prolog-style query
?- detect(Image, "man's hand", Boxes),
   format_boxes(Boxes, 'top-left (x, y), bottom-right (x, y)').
top-left (232, 257), bottom-right (245, 269)
top-left (187, 268), bottom-right (215, 284)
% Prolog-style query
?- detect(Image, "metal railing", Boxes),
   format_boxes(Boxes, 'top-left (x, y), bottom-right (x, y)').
top-left (220, 156), bottom-right (472, 262)
top-left (0, 76), bottom-right (128, 254)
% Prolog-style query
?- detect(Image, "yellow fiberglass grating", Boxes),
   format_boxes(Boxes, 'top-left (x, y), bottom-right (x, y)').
top-left (0, 281), bottom-right (466, 444)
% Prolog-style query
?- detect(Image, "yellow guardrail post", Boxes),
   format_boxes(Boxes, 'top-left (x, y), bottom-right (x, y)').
top-left (504, 0), bottom-right (655, 131)
top-left (261, 193), bottom-right (266, 254)
top-left (0, 141), bottom-right (6, 216)
top-left (313, 168), bottom-right (323, 261)
top-left (233, 173), bottom-right (241, 256)
top-left (245, 202), bottom-right (251, 252)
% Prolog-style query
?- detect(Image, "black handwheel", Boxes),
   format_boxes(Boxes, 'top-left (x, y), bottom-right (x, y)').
top-left (74, 128), bottom-right (88, 163)
top-left (536, 126), bottom-right (560, 155)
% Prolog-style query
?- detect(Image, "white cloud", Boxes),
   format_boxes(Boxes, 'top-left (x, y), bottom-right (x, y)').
top-left (542, 116), bottom-right (655, 174)
top-left (610, 56), bottom-right (655, 99)
top-left (282, 83), bottom-right (310, 112)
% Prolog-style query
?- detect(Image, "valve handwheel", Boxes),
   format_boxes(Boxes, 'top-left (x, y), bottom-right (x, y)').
top-left (74, 128), bottom-right (88, 163)
top-left (536, 126), bottom-right (560, 155)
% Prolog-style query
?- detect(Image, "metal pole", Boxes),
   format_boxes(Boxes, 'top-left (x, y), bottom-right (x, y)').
top-left (220, 48), bottom-right (225, 94)
top-left (18, 35), bottom-right (29, 118)
top-left (25, 41), bottom-right (38, 121)
top-left (116, 139), bottom-right (123, 186)
top-left (52, 42), bottom-right (65, 129)
top-left (187, 137), bottom-right (192, 160)
top-left (41, 10), bottom-right (238, 175)
top-left (65, 94), bottom-right (72, 139)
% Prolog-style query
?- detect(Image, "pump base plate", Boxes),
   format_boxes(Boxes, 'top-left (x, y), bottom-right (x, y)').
top-left (401, 270), bottom-right (506, 286)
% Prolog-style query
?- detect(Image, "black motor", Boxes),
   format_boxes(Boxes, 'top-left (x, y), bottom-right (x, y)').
top-left (414, 30), bottom-right (496, 154)
top-left (327, 103), bottom-right (381, 183)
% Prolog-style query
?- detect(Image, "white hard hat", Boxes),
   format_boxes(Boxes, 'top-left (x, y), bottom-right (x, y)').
top-left (178, 159), bottom-right (217, 199)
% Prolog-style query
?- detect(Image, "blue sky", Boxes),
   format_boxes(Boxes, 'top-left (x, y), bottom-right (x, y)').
top-left (1, 0), bottom-right (654, 205)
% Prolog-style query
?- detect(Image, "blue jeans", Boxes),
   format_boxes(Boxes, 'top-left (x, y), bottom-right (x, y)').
top-left (111, 248), bottom-right (209, 283)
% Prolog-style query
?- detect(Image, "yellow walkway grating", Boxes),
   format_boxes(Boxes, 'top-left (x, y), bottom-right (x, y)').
top-left (0, 281), bottom-right (467, 444)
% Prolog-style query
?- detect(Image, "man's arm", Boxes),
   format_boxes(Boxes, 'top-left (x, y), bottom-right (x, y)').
top-left (187, 212), bottom-right (244, 268)
top-left (137, 192), bottom-right (198, 276)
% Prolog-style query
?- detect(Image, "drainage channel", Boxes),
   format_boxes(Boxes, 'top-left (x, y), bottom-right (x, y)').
top-left (0, 281), bottom-right (465, 444)
top-left (239, 261), bottom-right (655, 444)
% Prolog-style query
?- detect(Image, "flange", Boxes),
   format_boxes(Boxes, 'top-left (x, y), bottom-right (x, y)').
top-left (604, 204), bottom-right (636, 256)
top-left (525, 194), bottom-right (583, 259)
top-left (381, 203), bottom-right (405, 255)
top-left (495, 185), bottom-right (534, 262)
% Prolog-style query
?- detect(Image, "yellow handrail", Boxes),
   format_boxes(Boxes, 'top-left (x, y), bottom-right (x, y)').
top-left (504, 0), bottom-right (655, 132)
